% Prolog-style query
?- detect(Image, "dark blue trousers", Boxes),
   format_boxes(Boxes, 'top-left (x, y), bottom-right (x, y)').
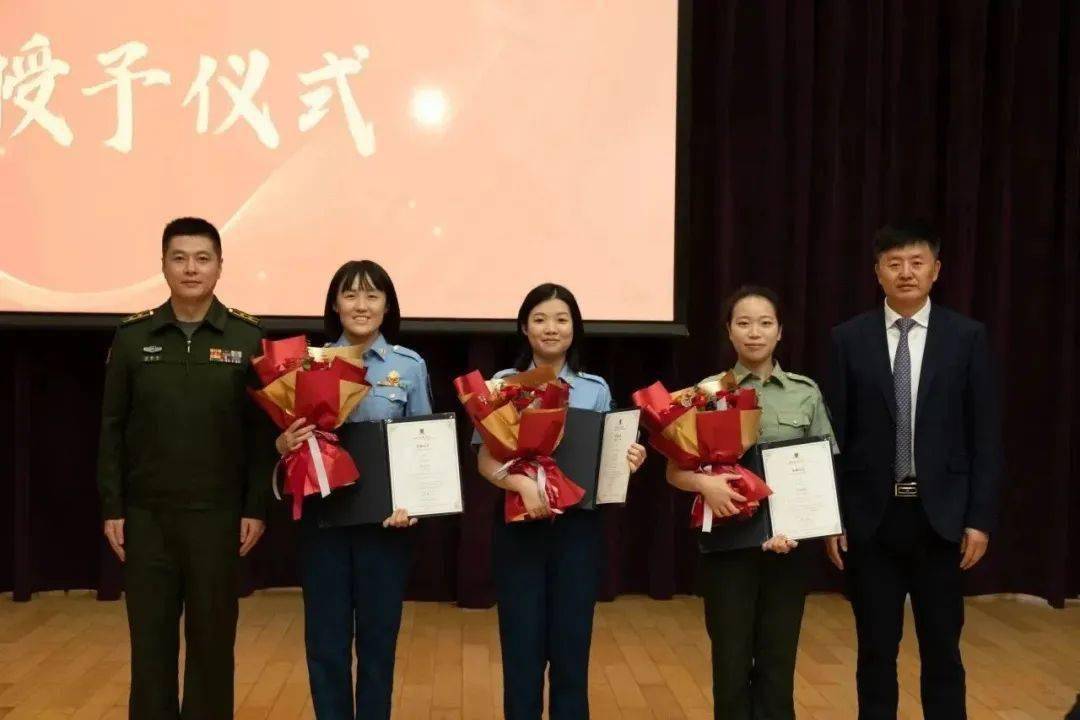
top-left (494, 509), bottom-right (603, 720)
top-left (298, 518), bottom-right (413, 720)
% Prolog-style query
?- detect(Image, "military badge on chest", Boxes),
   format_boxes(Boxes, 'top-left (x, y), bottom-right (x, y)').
top-left (209, 348), bottom-right (244, 365)
top-left (142, 345), bottom-right (163, 363)
top-left (376, 370), bottom-right (411, 390)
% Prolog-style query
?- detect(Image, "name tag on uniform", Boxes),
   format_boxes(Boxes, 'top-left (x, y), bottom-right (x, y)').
top-left (209, 348), bottom-right (244, 364)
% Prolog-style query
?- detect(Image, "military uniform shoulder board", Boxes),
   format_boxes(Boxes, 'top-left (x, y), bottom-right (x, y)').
top-left (390, 344), bottom-right (422, 363)
top-left (786, 372), bottom-right (819, 389)
top-left (576, 371), bottom-right (609, 388)
top-left (228, 307), bottom-right (261, 326)
top-left (120, 308), bottom-right (154, 325)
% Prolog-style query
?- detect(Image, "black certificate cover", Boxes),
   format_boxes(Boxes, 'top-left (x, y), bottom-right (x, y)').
top-left (317, 419), bottom-right (392, 527)
top-left (696, 445), bottom-right (772, 553)
top-left (552, 408), bottom-right (605, 510)
top-left (317, 413), bottom-right (463, 527)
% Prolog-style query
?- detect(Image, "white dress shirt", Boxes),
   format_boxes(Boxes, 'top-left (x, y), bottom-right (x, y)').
top-left (884, 298), bottom-right (931, 476)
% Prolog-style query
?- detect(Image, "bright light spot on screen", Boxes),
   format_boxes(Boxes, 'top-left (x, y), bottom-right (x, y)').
top-left (432, 226), bottom-right (443, 237)
top-left (408, 199), bottom-right (416, 209)
top-left (410, 88), bottom-right (449, 129)
top-left (257, 271), bottom-right (267, 281)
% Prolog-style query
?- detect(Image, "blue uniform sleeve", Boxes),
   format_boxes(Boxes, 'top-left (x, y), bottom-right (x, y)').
top-left (406, 357), bottom-right (433, 417)
top-left (594, 380), bottom-right (613, 412)
top-left (574, 372), bottom-right (613, 412)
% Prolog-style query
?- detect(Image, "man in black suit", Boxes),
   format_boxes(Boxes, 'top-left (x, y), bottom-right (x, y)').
top-left (825, 222), bottom-right (1003, 719)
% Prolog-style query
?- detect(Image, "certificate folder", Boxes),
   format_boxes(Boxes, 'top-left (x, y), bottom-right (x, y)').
top-left (696, 435), bottom-right (841, 553)
top-left (554, 408), bottom-right (639, 510)
top-left (696, 444), bottom-right (771, 553)
top-left (317, 413), bottom-right (462, 527)
top-left (318, 420), bottom-right (391, 527)
top-left (757, 435), bottom-right (842, 542)
top-left (553, 408), bottom-right (605, 510)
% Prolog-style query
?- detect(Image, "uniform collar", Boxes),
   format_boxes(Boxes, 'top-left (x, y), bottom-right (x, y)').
top-left (732, 360), bottom-right (788, 387)
top-left (204, 298), bottom-right (229, 331)
top-left (335, 332), bottom-right (390, 361)
top-left (558, 363), bottom-right (578, 387)
top-left (884, 297), bottom-right (931, 329)
top-left (149, 296), bottom-right (228, 334)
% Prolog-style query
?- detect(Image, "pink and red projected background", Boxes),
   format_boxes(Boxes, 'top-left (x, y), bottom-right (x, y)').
top-left (0, 2), bottom-right (678, 320)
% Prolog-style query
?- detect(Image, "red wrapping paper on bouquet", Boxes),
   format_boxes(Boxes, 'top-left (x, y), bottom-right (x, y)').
top-left (248, 336), bottom-right (370, 519)
top-left (252, 335), bottom-right (309, 384)
top-left (632, 377), bottom-right (771, 531)
top-left (688, 408), bottom-right (771, 529)
top-left (454, 367), bottom-right (585, 522)
top-left (630, 381), bottom-right (699, 468)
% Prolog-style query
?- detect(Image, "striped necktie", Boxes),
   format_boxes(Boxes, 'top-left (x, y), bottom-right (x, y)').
top-left (893, 317), bottom-right (917, 481)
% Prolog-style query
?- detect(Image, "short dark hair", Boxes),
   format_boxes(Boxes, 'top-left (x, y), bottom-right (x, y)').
top-left (723, 285), bottom-right (783, 327)
top-left (873, 221), bottom-right (941, 260)
top-left (513, 283), bottom-right (586, 373)
top-left (162, 217), bottom-right (222, 256)
top-left (323, 260), bottom-right (402, 342)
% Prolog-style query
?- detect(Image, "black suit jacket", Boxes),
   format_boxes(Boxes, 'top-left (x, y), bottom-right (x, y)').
top-left (827, 303), bottom-right (1003, 542)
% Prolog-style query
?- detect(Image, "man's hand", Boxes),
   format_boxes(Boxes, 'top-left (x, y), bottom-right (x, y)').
top-left (104, 519), bottom-right (126, 562)
top-left (959, 528), bottom-right (989, 570)
top-left (239, 518), bottom-right (266, 556)
top-left (826, 533), bottom-right (847, 570)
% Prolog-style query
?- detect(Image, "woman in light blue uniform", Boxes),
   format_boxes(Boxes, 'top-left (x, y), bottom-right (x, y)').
top-left (275, 260), bottom-right (431, 720)
top-left (475, 283), bottom-right (647, 719)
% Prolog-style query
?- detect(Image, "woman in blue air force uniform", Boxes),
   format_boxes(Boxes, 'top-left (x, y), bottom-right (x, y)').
top-left (474, 283), bottom-right (647, 719)
top-left (274, 260), bottom-right (431, 720)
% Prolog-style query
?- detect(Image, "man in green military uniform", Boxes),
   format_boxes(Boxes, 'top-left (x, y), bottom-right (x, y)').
top-left (97, 217), bottom-right (274, 720)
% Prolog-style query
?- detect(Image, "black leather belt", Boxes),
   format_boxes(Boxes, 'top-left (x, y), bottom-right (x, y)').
top-left (894, 477), bottom-right (918, 498)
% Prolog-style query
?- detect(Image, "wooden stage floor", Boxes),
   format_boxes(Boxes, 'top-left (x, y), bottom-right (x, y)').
top-left (0, 591), bottom-right (1076, 719)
